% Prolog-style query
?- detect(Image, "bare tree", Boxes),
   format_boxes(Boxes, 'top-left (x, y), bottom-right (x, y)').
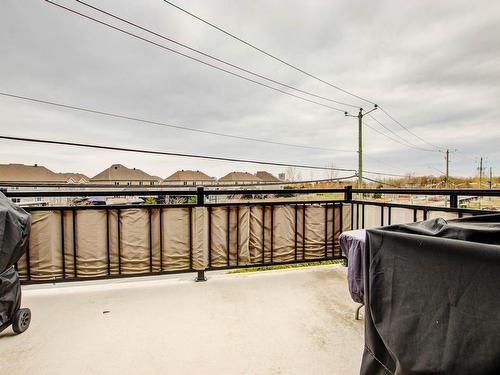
top-left (285, 167), bottom-right (298, 182)
top-left (324, 161), bottom-right (339, 180)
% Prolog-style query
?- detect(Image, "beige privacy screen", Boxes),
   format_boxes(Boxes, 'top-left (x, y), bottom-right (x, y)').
top-left (18, 204), bottom-right (348, 281)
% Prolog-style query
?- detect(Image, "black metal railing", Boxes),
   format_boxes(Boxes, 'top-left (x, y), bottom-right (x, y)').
top-left (4, 186), bottom-right (499, 284)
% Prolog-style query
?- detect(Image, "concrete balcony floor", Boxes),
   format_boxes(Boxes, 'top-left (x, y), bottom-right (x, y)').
top-left (0, 265), bottom-right (364, 375)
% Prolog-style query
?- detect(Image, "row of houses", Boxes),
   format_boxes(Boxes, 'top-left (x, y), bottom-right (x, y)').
top-left (0, 163), bottom-right (283, 186)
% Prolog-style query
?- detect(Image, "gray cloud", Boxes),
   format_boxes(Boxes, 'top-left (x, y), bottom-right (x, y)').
top-left (0, 0), bottom-right (499, 179)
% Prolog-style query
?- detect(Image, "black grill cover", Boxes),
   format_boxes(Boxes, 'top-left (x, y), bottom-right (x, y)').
top-left (0, 192), bottom-right (31, 331)
top-left (0, 267), bottom-right (22, 331)
top-left (361, 214), bottom-right (500, 375)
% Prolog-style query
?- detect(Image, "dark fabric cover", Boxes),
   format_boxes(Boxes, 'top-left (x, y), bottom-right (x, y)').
top-left (361, 214), bottom-right (500, 375)
top-left (0, 267), bottom-right (21, 332)
top-left (339, 229), bottom-right (366, 304)
top-left (0, 192), bottom-right (31, 274)
top-left (0, 192), bottom-right (31, 331)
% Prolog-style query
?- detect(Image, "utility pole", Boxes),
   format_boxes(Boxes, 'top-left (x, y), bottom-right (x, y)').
top-left (439, 148), bottom-right (456, 207)
top-left (358, 109), bottom-right (363, 189)
top-left (445, 149), bottom-right (450, 189)
top-left (440, 148), bottom-right (457, 189)
top-left (479, 157), bottom-right (484, 189)
top-left (489, 167), bottom-right (493, 189)
top-left (346, 105), bottom-right (378, 188)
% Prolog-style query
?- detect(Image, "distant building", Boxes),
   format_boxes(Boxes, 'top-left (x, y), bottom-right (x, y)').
top-left (90, 164), bottom-right (160, 186)
top-left (278, 173), bottom-right (286, 181)
top-left (58, 173), bottom-right (90, 184)
top-left (163, 170), bottom-right (215, 186)
top-left (0, 163), bottom-right (66, 184)
top-left (255, 171), bottom-right (280, 183)
top-left (0, 163), bottom-right (67, 205)
top-left (218, 172), bottom-right (263, 185)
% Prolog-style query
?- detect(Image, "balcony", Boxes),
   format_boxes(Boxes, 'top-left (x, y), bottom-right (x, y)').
top-left (2, 187), bottom-right (499, 374)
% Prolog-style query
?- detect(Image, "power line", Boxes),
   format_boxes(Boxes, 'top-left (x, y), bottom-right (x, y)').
top-left (0, 135), bottom-right (354, 172)
top-left (362, 176), bottom-right (401, 188)
top-left (31, 1), bottom-right (416, 179)
top-left (161, 0), bottom-right (376, 106)
top-left (455, 149), bottom-right (477, 164)
top-left (363, 170), bottom-right (405, 178)
top-left (45, 1), bottom-right (443, 158)
top-left (364, 153), bottom-right (412, 174)
top-left (44, 0), bottom-right (347, 113)
top-left (0, 91), bottom-right (355, 153)
top-left (161, 0), bottom-right (445, 151)
top-left (427, 165), bottom-right (446, 175)
top-left (363, 121), bottom-right (413, 148)
top-left (363, 118), bottom-right (436, 152)
top-left (378, 107), bottom-right (443, 151)
top-left (0, 135), bottom-right (404, 177)
top-left (367, 114), bottom-right (437, 152)
top-left (74, 0), bottom-right (359, 109)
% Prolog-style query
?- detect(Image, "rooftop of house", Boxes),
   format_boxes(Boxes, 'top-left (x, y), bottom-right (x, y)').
top-left (1, 265), bottom-right (363, 375)
top-left (255, 171), bottom-right (281, 182)
top-left (219, 171), bottom-right (263, 182)
top-left (0, 163), bottom-right (67, 183)
top-left (57, 172), bottom-right (90, 182)
top-left (90, 164), bottom-right (159, 182)
top-left (164, 169), bottom-right (214, 182)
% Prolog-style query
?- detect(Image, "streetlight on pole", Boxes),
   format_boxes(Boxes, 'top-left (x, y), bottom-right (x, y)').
top-left (345, 105), bottom-right (378, 188)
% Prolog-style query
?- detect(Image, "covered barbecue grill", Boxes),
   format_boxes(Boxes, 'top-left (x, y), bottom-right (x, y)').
top-left (0, 192), bottom-right (32, 334)
top-left (361, 214), bottom-right (500, 374)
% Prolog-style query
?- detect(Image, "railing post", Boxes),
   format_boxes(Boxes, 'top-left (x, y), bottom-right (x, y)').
top-left (196, 186), bottom-right (205, 206)
top-left (344, 185), bottom-right (352, 202)
top-left (342, 185), bottom-right (352, 268)
top-left (195, 270), bottom-right (207, 282)
top-left (195, 186), bottom-right (208, 282)
top-left (450, 193), bottom-right (458, 209)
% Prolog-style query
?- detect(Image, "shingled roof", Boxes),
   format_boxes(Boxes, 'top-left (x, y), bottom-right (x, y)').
top-left (0, 163), bottom-right (66, 183)
top-left (219, 171), bottom-right (262, 182)
top-left (90, 164), bottom-right (158, 182)
top-left (164, 170), bottom-right (213, 182)
top-left (255, 171), bottom-right (280, 182)
top-left (58, 173), bottom-right (90, 183)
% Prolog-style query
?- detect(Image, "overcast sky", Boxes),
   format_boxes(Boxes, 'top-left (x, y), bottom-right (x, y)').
top-left (1, 0), bottom-right (499, 180)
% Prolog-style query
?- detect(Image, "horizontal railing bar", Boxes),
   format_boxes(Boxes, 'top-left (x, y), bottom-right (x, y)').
top-left (352, 188), bottom-right (500, 196)
top-left (22, 203), bottom-right (198, 211)
top-left (350, 200), bottom-right (497, 215)
top-left (204, 200), bottom-right (345, 207)
top-left (0, 183), bottom-right (173, 188)
top-left (13, 197), bottom-right (500, 215)
top-left (20, 200), bottom-right (347, 212)
top-left (4, 186), bottom-right (500, 198)
top-left (3, 188), bottom-right (346, 198)
top-left (204, 188), bottom-right (346, 195)
top-left (0, 182), bottom-right (323, 189)
top-left (20, 268), bottom-right (197, 285)
top-left (3, 190), bottom-right (199, 197)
